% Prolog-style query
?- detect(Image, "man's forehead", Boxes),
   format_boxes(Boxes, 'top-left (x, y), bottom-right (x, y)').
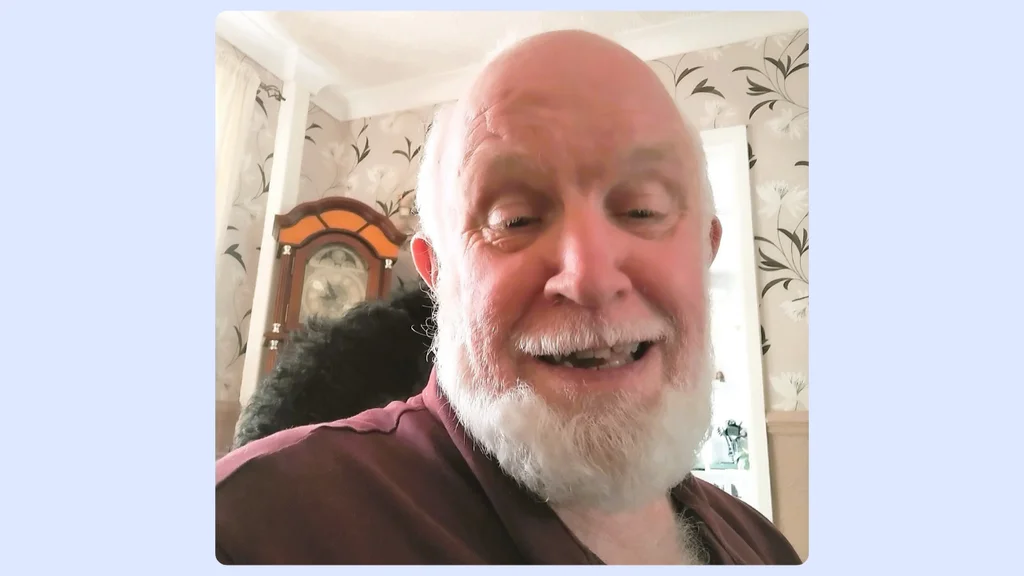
top-left (466, 140), bottom-right (688, 171)
top-left (453, 94), bottom-right (693, 172)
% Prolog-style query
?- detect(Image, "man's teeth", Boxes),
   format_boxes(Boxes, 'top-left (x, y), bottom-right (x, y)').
top-left (544, 343), bottom-right (642, 369)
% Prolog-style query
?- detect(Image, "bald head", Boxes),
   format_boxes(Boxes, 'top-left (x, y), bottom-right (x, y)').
top-left (465, 29), bottom-right (679, 118)
top-left (414, 29), bottom-right (712, 256)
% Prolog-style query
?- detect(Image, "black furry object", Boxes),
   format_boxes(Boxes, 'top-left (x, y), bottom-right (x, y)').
top-left (232, 285), bottom-right (436, 450)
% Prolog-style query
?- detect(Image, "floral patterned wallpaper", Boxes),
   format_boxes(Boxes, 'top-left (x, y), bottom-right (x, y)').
top-left (649, 30), bottom-right (810, 412)
top-left (216, 29), bottom-right (809, 415)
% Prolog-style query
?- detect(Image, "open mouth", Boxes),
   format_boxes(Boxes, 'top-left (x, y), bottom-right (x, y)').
top-left (534, 341), bottom-right (654, 370)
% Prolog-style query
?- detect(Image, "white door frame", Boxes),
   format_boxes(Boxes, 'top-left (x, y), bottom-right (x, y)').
top-left (700, 124), bottom-right (774, 521)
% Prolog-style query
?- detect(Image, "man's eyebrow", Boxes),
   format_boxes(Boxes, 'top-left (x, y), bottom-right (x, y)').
top-left (616, 141), bottom-right (692, 210)
top-left (474, 151), bottom-right (546, 178)
top-left (620, 142), bottom-right (685, 169)
top-left (461, 150), bottom-right (553, 216)
top-left (464, 148), bottom-right (555, 192)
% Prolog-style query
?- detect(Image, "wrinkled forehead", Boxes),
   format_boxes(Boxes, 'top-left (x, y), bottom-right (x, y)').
top-left (465, 80), bottom-right (688, 148)
top-left (448, 84), bottom-right (702, 197)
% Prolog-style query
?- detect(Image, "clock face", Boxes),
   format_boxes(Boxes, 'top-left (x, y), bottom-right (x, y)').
top-left (298, 243), bottom-right (370, 323)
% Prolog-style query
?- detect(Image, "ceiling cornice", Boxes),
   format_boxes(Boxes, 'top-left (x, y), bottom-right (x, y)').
top-left (214, 11), bottom-right (343, 94)
top-left (215, 11), bottom-right (809, 124)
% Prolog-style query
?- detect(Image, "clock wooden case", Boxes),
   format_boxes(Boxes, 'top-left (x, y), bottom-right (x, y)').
top-left (261, 196), bottom-right (409, 377)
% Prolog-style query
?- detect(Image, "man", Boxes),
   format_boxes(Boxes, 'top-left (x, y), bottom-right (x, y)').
top-left (216, 29), bottom-right (801, 565)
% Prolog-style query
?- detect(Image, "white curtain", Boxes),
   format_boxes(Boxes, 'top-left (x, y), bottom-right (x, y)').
top-left (214, 38), bottom-right (261, 264)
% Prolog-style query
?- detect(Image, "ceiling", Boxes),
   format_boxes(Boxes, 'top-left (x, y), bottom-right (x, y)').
top-left (216, 10), bottom-right (808, 122)
top-left (265, 11), bottom-right (709, 92)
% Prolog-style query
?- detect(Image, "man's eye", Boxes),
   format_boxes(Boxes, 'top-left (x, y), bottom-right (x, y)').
top-left (502, 216), bottom-right (538, 229)
top-left (626, 208), bottom-right (661, 219)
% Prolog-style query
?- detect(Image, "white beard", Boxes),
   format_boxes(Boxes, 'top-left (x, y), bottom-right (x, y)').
top-left (429, 269), bottom-right (716, 514)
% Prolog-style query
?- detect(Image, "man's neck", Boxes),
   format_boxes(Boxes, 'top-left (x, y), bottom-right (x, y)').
top-left (553, 495), bottom-right (706, 565)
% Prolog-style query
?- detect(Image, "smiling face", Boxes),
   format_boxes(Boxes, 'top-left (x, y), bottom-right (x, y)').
top-left (413, 30), bottom-right (722, 512)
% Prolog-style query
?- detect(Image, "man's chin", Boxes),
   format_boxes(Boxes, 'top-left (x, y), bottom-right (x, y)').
top-left (455, 374), bottom-right (711, 512)
top-left (434, 322), bottom-right (713, 511)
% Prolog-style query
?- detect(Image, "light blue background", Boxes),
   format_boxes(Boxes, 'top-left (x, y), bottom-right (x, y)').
top-left (2, 0), bottom-right (1020, 572)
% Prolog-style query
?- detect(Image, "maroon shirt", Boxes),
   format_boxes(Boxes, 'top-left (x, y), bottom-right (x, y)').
top-left (216, 371), bottom-right (801, 564)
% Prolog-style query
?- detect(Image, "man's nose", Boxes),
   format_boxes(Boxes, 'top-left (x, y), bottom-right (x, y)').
top-left (542, 206), bottom-right (633, 309)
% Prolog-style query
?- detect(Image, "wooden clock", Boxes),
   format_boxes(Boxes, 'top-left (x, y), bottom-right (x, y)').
top-left (260, 196), bottom-right (409, 377)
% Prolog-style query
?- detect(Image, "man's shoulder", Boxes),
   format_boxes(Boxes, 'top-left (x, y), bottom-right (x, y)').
top-left (215, 396), bottom-right (514, 564)
top-left (216, 395), bottom-right (435, 486)
top-left (683, 476), bottom-right (803, 564)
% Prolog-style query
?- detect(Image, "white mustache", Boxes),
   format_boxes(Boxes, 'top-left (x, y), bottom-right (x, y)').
top-left (513, 316), bottom-right (672, 357)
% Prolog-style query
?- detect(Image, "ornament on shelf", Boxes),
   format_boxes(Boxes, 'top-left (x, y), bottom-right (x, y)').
top-left (715, 420), bottom-right (750, 471)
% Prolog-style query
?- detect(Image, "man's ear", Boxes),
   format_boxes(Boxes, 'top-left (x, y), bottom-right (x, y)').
top-left (708, 216), bottom-right (723, 265)
top-left (410, 233), bottom-right (439, 289)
